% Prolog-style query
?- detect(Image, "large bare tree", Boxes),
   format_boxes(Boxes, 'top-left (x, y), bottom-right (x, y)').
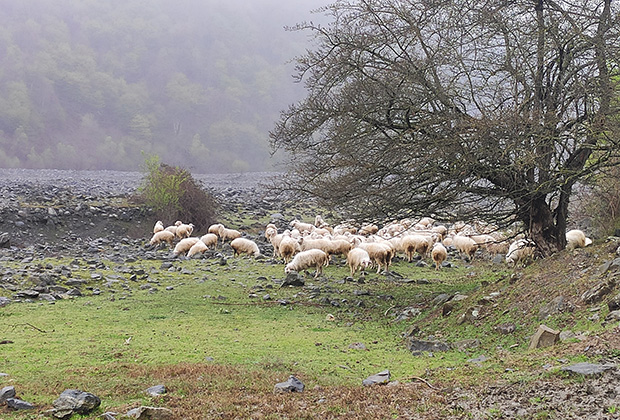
top-left (270, 0), bottom-right (620, 254)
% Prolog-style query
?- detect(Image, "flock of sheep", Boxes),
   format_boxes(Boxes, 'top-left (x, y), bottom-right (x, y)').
top-left (147, 216), bottom-right (593, 277)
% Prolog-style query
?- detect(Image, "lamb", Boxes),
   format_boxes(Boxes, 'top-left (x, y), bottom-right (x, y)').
top-left (278, 236), bottom-right (299, 263)
top-left (175, 223), bottom-right (194, 239)
top-left (451, 234), bottom-right (478, 261)
top-left (566, 229), bottom-right (593, 250)
top-left (431, 242), bottom-right (448, 270)
top-left (173, 237), bottom-right (200, 256)
top-left (285, 249), bottom-right (330, 278)
top-left (149, 230), bottom-right (175, 247)
top-left (218, 225), bottom-right (242, 242)
top-left (357, 242), bottom-right (394, 273)
top-left (200, 233), bottom-right (218, 249)
top-left (346, 247), bottom-right (372, 277)
top-left (505, 239), bottom-right (536, 267)
top-left (230, 237), bottom-right (261, 257)
top-left (153, 220), bottom-right (164, 234)
top-left (187, 240), bottom-right (208, 257)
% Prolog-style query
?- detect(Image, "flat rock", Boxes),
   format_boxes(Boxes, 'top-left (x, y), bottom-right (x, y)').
top-left (53, 389), bottom-right (101, 416)
top-left (362, 370), bottom-right (390, 386)
top-left (560, 363), bottom-right (616, 376)
top-left (407, 338), bottom-right (451, 354)
top-left (528, 325), bottom-right (560, 350)
top-left (126, 406), bottom-right (173, 419)
top-left (274, 375), bottom-right (304, 393)
top-left (5, 398), bottom-right (35, 410)
top-left (0, 385), bottom-right (16, 403)
top-left (145, 385), bottom-right (166, 396)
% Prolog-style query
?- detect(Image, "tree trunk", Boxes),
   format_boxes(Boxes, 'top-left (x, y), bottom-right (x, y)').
top-left (518, 197), bottom-right (564, 256)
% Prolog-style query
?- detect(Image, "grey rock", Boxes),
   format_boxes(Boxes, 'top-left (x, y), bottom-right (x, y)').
top-left (0, 297), bottom-right (10, 307)
top-left (274, 375), bottom-right (305, 393)
top-left (126, 406), bottom-right (173, 419)
top-left (5, 398), bottom-right (34, 410)
top-left (454, 339), bottom-right (481, 351)
top-left (561, 363), bottom-right (616, 376)
top-left (0, 385), bottom-right (16, 403)
top-left (407, 338), bottom-right (451, 354)
top-left (53, 389), bottom-right (101, 416)
top-left (348, 342), bottom-right (367, 350)
top-left (145, 385), bottom-right (166, 396)
top-left (281, 272), bottom-right (305, 287)
top-left (581, 279), bottom-right (616, 304)
top-left (528, 325), bottom-right (560, 349)
top-left (0, 232), bottom-right (10, 248)
top-left (608, 293), bottom-right (620, 312)
top-left (362, 370), bottom-right (390, 386)
top-left (604, 310), bottom-right (620, 322)
top-left (467, 355), bottom-right (488, 363)
top-left (539, 296), bottom-right (574, 320)
top-left (495, 322), bottom-right (516, 335)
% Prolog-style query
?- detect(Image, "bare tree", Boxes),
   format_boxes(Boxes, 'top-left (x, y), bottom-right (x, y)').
top-left (270, 0), bottom-right (620, 255)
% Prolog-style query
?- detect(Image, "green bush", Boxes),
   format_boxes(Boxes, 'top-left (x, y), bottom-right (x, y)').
top-left (135, 155), bottom-right (218, 232)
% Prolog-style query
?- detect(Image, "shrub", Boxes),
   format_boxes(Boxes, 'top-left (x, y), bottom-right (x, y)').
top-left (577, 164), bottom-right (620, 237)
top-left (135, 155), bottom-right (218, 232)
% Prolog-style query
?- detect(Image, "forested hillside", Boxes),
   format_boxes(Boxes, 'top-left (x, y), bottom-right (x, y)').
top-left (0, 0), bottom-right (323, 172)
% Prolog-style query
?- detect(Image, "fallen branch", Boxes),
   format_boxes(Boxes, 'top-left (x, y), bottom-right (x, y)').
top-left (10, 323), bottom-right (48, 333)
top-left (406, 376), bottom-right (437, 390)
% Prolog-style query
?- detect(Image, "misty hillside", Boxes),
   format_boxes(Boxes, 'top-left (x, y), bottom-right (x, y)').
top-left (0, 0), bottom-right (327, 173)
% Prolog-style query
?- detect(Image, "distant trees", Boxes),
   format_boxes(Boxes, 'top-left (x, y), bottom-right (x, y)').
top-left (271, 0), bottom-right (620, 254)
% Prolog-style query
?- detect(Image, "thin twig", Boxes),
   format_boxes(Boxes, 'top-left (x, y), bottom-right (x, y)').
top-left (406, 376), bottom-right (437, 390)
top-left (11, 323), bottom-right (48, 333)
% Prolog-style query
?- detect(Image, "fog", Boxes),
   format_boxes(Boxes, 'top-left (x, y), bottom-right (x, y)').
top-left (0, 0), bottom-right (330, 173)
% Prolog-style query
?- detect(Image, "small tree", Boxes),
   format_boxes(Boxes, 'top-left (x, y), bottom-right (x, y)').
top-left (271, 0), bottom-right (620, 255)
top-left (135, 155), bottom-right (218, 232)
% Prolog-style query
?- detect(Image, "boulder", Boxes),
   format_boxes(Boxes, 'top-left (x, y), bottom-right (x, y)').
top-left (362, 370), bottom-right (390, 386)
top-left (52, 389), bottom-right (101, 418)
top-left (0, 385), bottom-right (16, 403)
top-left (528, 325), bottom-right (560, 350)
top-left (145, 385), bottom-right (166, 396)
top-left (274, 375), bottom-right (304, 393)
top-left (5, 398), bottom-right (34, 410)
top-left (407, 338), bottom-right (451, 354)
top-left (561, 363), bottom-right (616, 376)
top-left (581, 279), bottom-right (616, 304)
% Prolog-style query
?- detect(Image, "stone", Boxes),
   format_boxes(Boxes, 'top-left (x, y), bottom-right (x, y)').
top-left (53, 389), bottom-right (101, 416)
top-left (454, 339), bottom-right (481, 351)
top-left (495, 322), bottom-right (516, 335)
top-left (0, 385), bottom-right (16, 403)
top-left (608, 293), bottom-right (620, 312)
top-left (407, 338), bottom-right (451, 354)
top-left (0, 232), bottom-right (10, 248)
top-left (538, 296), bottom-right (574, 320)
top-left (348, 342), bottom-right (367, 350)
top-left (125, 406), bottom-right (173, 419)
top-left (528, 325), bottom-right (560, 350)
top-left (274, 375), bottom-right (305, 393)
top-left (5, 398), bottom-right (34, 410)
top-left (604, 310), bottom-right (620, 322)
top-left (561, 363), bottom-right (616, 376)
top-left (280, 272), bottom-right (305, 287)
top-left (581, 279), bottom-right (616, 304)
top-left (362, 370), bottom-right (390, 386)
top-left (145, 385), bottom-right (166, 396)
top-left (0, 297), bottom-right (10, 307)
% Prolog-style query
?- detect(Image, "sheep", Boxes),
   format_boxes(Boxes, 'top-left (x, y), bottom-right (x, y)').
top-left (357, 242), bottom-right (394, 274)
top-left (290, 219), bottom-right (315, 234)
top-left (359, 223), bottom-right (379, 236)
top-left (298, 237), bottom-right (332, 254)
top-left (230, 237), bottom-right (261, 257)
top-left (505, 239), bottom-right (535, 267)
top-left (566, 229), bottom-right (592, 250)
top-left (173, 237), bottom-right (200, 256)
top-left (431, 242), bottom-right (448, 270)
top-left (285, 249), bottom-right (330, 278)
top-left (451, 234), bottom-right (478, 261)
top-left (346, 247), bottom-right (372, 277)
top-left (149, 230), bottom-right (175, 247)
top-left (218, 225), bottom-right (242, 242)
top-left (269, 232), bottom-right (286, 257)
top-left (153, 220), bottom-right (164, 234)
top-left (200, 233), bottom-right (218, 249)
top-left (164, 220), bottom-right (183, 236)
top-left (265, 224), bottom-right (277, 241)
top-left (401, 234), bottom-right (432, 262)
top-left (278, 236), bottom-right (300, 263)
top-left (176, 223), bottom-right (194, 239)
top-left (326, 239), bottom-right (352, 258)
top-left (417, 217), bottom-right (435, 228)
top-left (187, 240), bottom-right (208, 257)
top-left (208, 223), bottom-right (224, 235)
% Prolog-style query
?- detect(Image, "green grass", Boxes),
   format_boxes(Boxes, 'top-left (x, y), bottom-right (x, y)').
top-left (0, 250), bottom-right (615, 418)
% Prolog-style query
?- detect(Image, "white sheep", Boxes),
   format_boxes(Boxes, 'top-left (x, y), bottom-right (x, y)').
top-left (269, 232), bottom-right (285, 258)
top-left (290, 219), bottom-right (315, 234)
top-left (230, 237), bottom-right (261, 257)
top-left (278, 236), bottom-right (300, 263)
top-left (153, 220), bottom-right (164, 234)
top-left (566, 229), bottom-right (592, 250)
top-left (505, 239), bottom-right (535, 267)
top-left (176, 223), bottom-right (194, 239)
top-left (200, 233), bottom-right (218, 249)
top-left (164, 220), bottom-right (182, 236)
top-left (401, 234), bottom-right (432, 262)
top-left (451, 234), bottom-right (478, 261)
top-left (285, 249), bottom-right (330, 278)
top-left (208, 223), bottom-right (224, 235)
top-left (218, 225), bottom-right (242, 242)
top-left (327, 239), bottom-right (352, 258)
top-left (149, 230), bottom-right (175, 247)
top-left (359, 223), bottom-right (379, 236)
top-left (431, 242), bottom-right (448, 271)
top-left (357, 242), bottom-right (394, 274)
top-left (173, 237), bottom-right (200, 256)
top-left (298, 237), bottom-right (332, 254)
top-left (347, 247), bottom-right (372, 277)
top-left (187, 240), bottom-right (208, 257)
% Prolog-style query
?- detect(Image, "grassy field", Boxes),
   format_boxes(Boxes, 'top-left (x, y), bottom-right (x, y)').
top-left (0, 243), bottom-right (618, 418)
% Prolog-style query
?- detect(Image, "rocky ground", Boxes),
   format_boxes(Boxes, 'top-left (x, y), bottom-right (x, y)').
top-left (0, 169), bottom-right (619, 419)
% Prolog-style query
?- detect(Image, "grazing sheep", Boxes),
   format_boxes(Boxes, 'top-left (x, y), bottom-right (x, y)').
top-left (505, 239), bottom-right (535, 267)
top-left (187, 240), bottom-right (208, 257)
top-left (153, 220), bottom-right (164, 234)
top-left (452, 234), bottom-right (478, 261)
top-left (566, 229), bottom-right (592, 250)
top-left (218, 225), bottom-right (242, 242)
top-left (173, 237), bottom-right (200, 256)
top-left (431, 242), bottom-right (448, 270)
top-left (357, 242), bottom-right (394, 273)
top-left (269, 232), bottom-right (286, 258)
top-left (347, 247), bottom-right (372, 277)
top-left (230, 237), bottom-right (261, 257)
top-left (176, 223), bottom-right (194, 239)
top-left (401, 234), bottom-right (432, 262)
top-left (290, 219), bottom-right (315, 234)
top-left (417, 217), bottom-right (436, 228)
top-left (327, 239), bottom-right (352, 258)
top-left (200, 233), bottom-right (218, 249)
top-left (164, 220), bottom-right (183, 236)
top-left (285, 249), bottom-right (330, 278)
top-left (298, 237), bottom-right (332, 254)
top-left (359, 223), bottom-right (379, 236)
top-left (208, 223), bottom-right (224, 235)
top-left (149, 230), bottom-right (175, 247)
top-left (278, 236), bottom-right (300, 263)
